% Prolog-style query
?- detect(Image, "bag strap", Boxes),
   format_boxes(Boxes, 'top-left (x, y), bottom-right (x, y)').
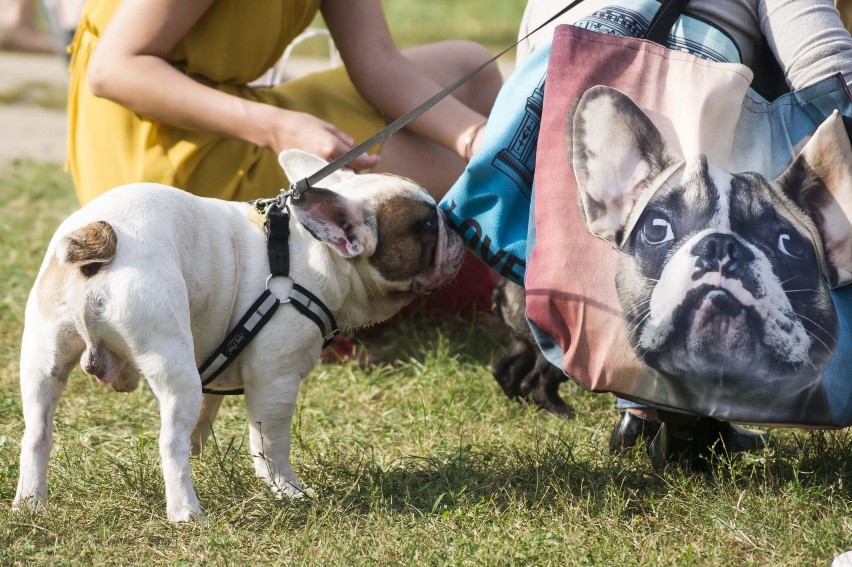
top-left (644, 0), bottom-right (788, 100)
top-left (644, 0), bottom-right (691, 45)
top-left (288, 0), bottom-right (587, 198)
top-left (751, 35), bottom-right (789, 100)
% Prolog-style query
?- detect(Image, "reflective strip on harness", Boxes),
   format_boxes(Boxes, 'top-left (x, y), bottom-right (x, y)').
top-left (290, 283), bottom-right (339, 345)
top-left (199, 290), bottom-right (280, 388)
top-left (198, 283), bottom-right (339, 396)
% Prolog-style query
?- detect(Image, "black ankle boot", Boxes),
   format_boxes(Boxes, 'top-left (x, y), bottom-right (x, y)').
top-left (646, 416), bottom-right (770, 471)
top-left (608, 411), bottom-right (661, 454)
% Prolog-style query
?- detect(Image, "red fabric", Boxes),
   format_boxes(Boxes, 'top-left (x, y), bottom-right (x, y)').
top-left (404, 251), bottom-right (498, 316)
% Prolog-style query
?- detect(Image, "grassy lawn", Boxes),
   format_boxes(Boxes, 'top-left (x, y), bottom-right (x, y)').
top-left (1, 162), bottom-right (852, 565)
top-left (1, 2), bottom-right (850, 562)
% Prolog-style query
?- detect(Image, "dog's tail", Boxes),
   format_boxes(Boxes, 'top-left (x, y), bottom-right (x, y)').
top-left (57, 221), bottom-right (117, 278)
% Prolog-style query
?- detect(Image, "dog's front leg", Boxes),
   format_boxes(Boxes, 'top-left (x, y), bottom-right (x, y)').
top-left (143, 350), bottom-right (204, 522)
top-left (244, 373), bottom-right (307, 498)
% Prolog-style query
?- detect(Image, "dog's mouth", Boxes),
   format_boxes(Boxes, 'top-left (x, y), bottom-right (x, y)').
top-left (410, 213), bottom-right (466, 295)
top-left (647, 285), bottom-right (770, 377)
top-left (689, 288), bottom-right (750, 337)
top-left (664, 284), bottom-right (766, 356)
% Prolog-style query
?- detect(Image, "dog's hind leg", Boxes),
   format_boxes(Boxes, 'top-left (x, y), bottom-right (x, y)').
top-left (14, 320), bottom-right (82, 512)
top-left (244, 373), bottom-right (307, 498)
top-left (135, 337), bottom-right (203, 522)
top-left (191, 394), bottom-right (224, 455)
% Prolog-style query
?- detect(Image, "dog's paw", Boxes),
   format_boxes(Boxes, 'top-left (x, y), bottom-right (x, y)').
top-left (167, 505), bottom-right (205, 523)
top-left (492, 340), bottom-right (536, 399)
top-left (12, 494), bottom-right (45, 513)
top-left (272, 479), bottom-right (315, 500)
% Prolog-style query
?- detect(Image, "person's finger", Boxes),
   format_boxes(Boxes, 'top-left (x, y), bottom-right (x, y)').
top-left (348, 152), bottom-right (381, 171)
top-left (328, 126), bottom-right (356, 148)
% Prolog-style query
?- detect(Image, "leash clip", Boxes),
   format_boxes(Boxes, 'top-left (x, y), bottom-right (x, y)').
top-left (281, 178), bottom-right (311, 205)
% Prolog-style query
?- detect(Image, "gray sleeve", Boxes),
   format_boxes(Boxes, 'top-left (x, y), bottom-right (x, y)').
top-left (761, 0), bottom-right (852, 90)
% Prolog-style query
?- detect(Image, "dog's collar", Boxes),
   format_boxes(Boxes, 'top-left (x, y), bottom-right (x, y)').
top-left (197, 200), bottom-right (339, 396)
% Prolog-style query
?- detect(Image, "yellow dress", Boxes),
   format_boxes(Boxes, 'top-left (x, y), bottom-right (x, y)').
top-left (67, 0), bottom-right (385, 204)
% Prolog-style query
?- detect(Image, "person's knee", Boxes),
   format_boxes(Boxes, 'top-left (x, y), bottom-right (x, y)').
top-left (434, 40), bottom-right (503, 112)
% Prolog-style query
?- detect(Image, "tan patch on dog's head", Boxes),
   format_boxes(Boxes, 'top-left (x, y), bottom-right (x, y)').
top-left (370, 194), bottom-right (440, 282)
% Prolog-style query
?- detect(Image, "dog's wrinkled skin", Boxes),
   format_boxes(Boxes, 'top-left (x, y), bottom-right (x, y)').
top-left (13, 150), bottom-right (466, 521)
top-left (491, 278), bottom-right (574, 418)
top-left (569, 86), bottom-right (852, 421)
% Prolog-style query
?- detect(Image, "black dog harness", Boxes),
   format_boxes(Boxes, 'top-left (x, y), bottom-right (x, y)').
top-left (198, 199), bottom-right (339, 395)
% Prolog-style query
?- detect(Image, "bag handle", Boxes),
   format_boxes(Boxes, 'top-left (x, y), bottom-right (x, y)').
top-left (644, 0), bottom-right (691, 45)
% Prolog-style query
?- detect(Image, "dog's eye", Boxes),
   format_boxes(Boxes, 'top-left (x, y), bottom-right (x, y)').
top-left (641, 217), bottom-right (674, 244)
top-left (419, 210), bottom-right (439, 233)
top-left (777, 233), bottom-right (805, 259)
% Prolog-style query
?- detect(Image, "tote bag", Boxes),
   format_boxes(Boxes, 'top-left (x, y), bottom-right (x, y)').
top-left (525, 24), bottom-right (852, 427)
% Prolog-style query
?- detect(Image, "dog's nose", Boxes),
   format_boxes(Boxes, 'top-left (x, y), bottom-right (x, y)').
top-left (692, 233), bottom-right (754, 275)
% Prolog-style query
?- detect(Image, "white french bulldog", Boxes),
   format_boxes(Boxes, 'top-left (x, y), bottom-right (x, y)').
top-left (569, 86), bottom-right (852, 422)
top-left (13, 150), bottom-right (466, 521)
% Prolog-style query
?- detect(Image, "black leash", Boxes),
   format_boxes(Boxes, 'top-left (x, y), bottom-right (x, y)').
top-left (199, 0), bottom-right (589, 395)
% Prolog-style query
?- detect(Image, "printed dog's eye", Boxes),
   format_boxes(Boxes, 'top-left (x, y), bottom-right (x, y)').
top-left (641, 217), bottom-right (674, 244)
top-left (777, 233), bottom-right (805, 259)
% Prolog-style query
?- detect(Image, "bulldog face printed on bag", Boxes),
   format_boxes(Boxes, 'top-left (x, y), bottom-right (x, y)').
top-left (567, 86), bottom-right (852, 416)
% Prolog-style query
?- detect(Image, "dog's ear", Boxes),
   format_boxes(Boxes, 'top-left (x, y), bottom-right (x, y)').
top-left (774, 111), bottom-right (852, 287)
top-left (569, 86), bottom-right (682, 246)
top-left (289, 187), bottom-right (371, 258)
top-left (278, 149), bottom-right (356, 188)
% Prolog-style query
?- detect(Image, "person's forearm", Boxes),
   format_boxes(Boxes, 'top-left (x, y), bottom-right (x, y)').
top-left (322, 0), bottom-right (486, 158)
top-left (88, 51), bottom-right (273, 149)
top-left (352, 50), bottom-right (487, 157)
top-left (761, 0), bottom-right (852, 90)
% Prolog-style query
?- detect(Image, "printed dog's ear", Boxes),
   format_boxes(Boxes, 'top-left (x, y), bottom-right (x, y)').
top-left (569, 86), bottom-right (682, 246)
top-left (774, 111), bottom-right (852, 287)
top-left (290, 187), bottom-right (371, 258)
top-left (278, 149), bottom-right (356, 188)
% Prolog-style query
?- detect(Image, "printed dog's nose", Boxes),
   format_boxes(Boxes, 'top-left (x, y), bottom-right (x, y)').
top-left (692, 233), bottom-right (754, 275)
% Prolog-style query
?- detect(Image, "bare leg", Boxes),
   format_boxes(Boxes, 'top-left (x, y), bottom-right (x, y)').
top-left (376, 40), bottom-right (502, 200)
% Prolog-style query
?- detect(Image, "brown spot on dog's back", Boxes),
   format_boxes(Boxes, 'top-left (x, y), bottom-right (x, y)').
top-left (371, 195), bottom-right (439, 281)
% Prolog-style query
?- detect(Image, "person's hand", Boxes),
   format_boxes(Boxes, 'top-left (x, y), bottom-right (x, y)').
top-left (256, 105), bottom-right (380, 171)
top-left (463, 122), bottom-right (487, 162)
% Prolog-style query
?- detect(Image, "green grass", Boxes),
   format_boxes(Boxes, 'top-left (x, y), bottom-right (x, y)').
top-left (382, 1), bottom-right (527, 50)
top-left (2, 162), bottom-right (852, 565)
top-left (297, 1), bottom-right (527, 54)
top-left (0, 82), bottom-right (67, 112)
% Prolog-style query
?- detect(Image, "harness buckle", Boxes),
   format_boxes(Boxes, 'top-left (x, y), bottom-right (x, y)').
top-left (265, 274), bottom-right (294, 303)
